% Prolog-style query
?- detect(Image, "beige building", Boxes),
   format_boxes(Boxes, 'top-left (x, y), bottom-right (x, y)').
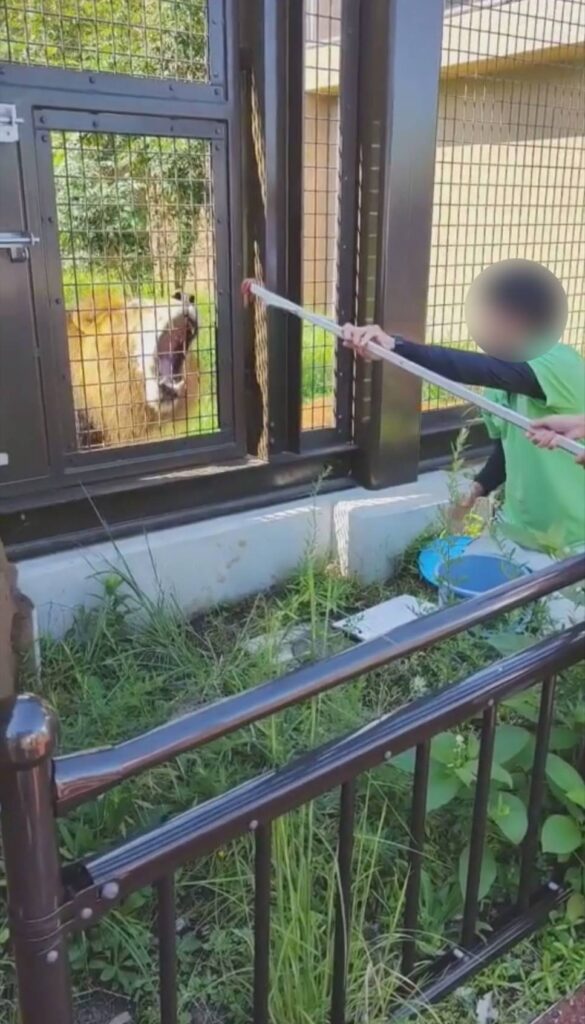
top-left (303, 0), bottom-right (585, 387)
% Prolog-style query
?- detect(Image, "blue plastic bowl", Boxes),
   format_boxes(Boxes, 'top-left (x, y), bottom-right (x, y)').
top-left (418, 535), bottom-right (473, 587)
top-left (437, 553), bottom-right (530, 602)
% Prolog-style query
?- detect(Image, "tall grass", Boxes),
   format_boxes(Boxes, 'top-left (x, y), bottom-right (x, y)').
top-left (1, 555), bottom-right (583, 1023)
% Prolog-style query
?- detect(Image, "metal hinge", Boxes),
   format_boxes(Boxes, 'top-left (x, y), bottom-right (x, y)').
top-left (0, 232), bottom-right (40, 262)
top-left (0, 104), bottom-right (24, 143)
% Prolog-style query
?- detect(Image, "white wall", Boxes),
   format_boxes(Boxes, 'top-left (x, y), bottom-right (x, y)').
top-left (18, 471), bottom-right (451, 636)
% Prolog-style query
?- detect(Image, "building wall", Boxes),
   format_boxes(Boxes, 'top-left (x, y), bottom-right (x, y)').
top-left (428, 61), bottom-right (584, 352)
top-left (302, 59), bottom-right (585, 359)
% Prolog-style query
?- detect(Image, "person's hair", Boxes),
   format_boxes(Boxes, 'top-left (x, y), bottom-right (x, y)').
top-left (472, 260), bottom-right (568, 337)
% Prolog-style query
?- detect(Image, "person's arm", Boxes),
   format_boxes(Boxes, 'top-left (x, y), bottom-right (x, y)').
top-left (474, 440), bottom-right (506, 495)
top-left (342, 324), bottom-right (545, 398)
top-left (393, 337), bottom-right (544, 397)
top-left (450, 441), bottom-right (506, 526)
top-left (526, 414), bottom-right (585, 466)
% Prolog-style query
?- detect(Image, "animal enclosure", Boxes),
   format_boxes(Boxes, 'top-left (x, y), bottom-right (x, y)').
top-left (0, 0), bottom-right (584, 549)
top-left (53, 129), bottom-right (218, 449)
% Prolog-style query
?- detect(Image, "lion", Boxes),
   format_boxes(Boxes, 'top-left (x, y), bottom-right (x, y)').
top-left (66, 289), bottom-right (199, 448)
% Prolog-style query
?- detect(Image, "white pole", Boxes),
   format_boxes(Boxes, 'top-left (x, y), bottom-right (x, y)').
top-left (247, 282), bottom-right (584, 459)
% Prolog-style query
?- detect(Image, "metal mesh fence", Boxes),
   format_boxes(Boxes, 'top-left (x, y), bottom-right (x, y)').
top-left (425, 0), bottom-right (585, 411)
top-left (302, 0), bottom-right (341, 431)
top-left (52, 130), bottom-right (219, 450)
top-left (0, 0), bottom-right (208, 80)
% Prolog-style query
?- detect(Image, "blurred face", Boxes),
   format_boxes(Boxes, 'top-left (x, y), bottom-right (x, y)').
top-left (465, 260), bottom-right (564, 362)
top-left (466, 296), bottom-right (532, 361)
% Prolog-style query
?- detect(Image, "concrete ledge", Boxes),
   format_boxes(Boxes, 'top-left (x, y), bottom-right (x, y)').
top-left (334, 474), bottom-right (449, 583)
top-left (18, 470), bottom-right (450, 636)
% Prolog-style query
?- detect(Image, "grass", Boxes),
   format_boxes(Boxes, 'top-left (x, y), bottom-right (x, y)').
top-left (0, 545), bottom-right (583, 1024)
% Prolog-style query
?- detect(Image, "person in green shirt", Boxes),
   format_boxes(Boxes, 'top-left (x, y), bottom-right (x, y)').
top-left (343, 260), bottom-right (585, 555)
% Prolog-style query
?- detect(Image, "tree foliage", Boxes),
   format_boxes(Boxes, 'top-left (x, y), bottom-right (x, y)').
top-left (2, 0), bottom-right (210, 296)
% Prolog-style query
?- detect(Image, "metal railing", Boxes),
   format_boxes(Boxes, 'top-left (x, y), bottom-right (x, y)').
top-left (1, 553), bottom-right (584, 1023)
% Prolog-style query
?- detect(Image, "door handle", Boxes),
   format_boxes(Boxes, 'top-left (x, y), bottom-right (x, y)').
top-left (0, 232), bottom-right (40, 263)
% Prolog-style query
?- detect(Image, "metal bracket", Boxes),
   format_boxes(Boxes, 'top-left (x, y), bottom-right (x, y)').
top-left (0, 105), bottom-right (24, 143)
top-left (0, 232), bottom-right (40, 263)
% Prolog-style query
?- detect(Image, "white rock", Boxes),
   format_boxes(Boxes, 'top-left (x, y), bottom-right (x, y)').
top-left (334, 595), bottom-right (436, 642)
top-left (476, 992), bottom-right (498, 1024)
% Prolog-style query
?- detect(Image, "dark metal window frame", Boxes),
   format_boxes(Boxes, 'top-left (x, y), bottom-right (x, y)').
top-left (1, 553), bottom-right (583, 1024)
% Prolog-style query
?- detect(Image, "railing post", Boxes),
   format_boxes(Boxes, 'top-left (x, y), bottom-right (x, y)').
top-left (0, 694), bottom-right (74, 1024)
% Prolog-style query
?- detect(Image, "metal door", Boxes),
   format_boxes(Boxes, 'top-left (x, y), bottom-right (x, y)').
top-left (0, 0), bottom-right (244, 499)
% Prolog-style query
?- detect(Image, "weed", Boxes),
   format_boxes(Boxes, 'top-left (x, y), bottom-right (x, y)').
top-left (1, 556), bottom-right (583, 1024)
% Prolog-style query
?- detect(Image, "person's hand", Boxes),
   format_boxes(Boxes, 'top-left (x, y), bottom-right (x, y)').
top-left (526, 414), bottom-right (585, 466)
top-left (342, 324), bottom-right (396, 361)
top-left (448, 481), bottom-right (484, 529)
top-left (241, 278), bottom-right (257, 307)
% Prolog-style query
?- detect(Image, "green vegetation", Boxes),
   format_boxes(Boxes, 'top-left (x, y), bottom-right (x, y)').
top-left (1, 546), bottom-right (583, 1024)
top-left (1, 0), bottom-right (208, 80)
top-left (302, 324), bottom-right (337, 402)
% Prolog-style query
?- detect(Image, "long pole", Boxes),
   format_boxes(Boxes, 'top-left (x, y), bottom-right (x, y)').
top-left (245, 281), bottom-right (584, 459)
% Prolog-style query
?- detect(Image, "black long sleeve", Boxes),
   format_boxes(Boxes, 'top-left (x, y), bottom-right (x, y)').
top-left (394, 338), bottom-right (545, 398)
top-left (474, 440), bottom-right (506, 496)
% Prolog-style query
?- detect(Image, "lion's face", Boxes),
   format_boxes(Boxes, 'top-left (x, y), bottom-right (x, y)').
top-left (129, 291), bottom-right (198, 412)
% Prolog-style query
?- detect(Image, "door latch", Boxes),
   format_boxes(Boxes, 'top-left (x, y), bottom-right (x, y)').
top-left (0, 105), bottom-right (24, 143)
top-left (0, 232), bottom-right (40, 262)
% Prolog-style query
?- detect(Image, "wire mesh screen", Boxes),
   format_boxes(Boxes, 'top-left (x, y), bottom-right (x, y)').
top-left (302, 0), bottom-right (342, 431)
top-left (0, 0), bottom-right (208, 80)
top-left (426, 0), bottom-right (585, 411)
top-left (52, 130), bottom-right (219, 450)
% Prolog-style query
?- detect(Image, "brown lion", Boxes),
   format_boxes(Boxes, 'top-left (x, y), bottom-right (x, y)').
top-left (67, 289), bottom-right (199, 448)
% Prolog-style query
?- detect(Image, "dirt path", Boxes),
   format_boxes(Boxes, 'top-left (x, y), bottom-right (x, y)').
top-left (533, 987), bottom-right (585, 1024)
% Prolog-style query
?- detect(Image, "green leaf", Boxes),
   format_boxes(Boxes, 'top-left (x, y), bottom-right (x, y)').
top-left (466, 734), bottom-right (480, 760)
top-left (431, 732), bottom-right (460, 765)
top-left (567, 786), bottom-right (585, 811)
top-left (489, 792), bottom-right (528, 845)
top-left (565, 866), bottom-right (584, 894)
top-left (514, 736), bottom-right (536, 772)
top-left (549, 727), bottom-right (579, 752)
top-left (427, 766), bottom-right (462, 811)
top-left (455, 763), bottom-right (476, 787)
top-left (546, 754), bottom-right (585, 798)
top-left (566, 893), bottom-right (585, 924)
top-left (502, 692), bottom-right (540, 723)
top-left (391, 749), bottom-right (416, 773)
top-left (541, 815), bottom-right (582, 856)
top-left (493, 724), bottom-right (531, 765)
top-left (457, 759), bottom-right (513, 789)
top-left (487, 631), bottom-right (533, 655)
top-left (490, 762), bottom-right (514, 788)
top-left (390, 750), bottom-right (464, 810)
top-left (458, 844), bottom-right (497, 901)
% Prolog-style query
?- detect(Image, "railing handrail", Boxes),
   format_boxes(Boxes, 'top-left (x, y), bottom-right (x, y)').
top-left (53, 552), bottom-right (585, 814)
top-left (84, 621), bottom-right (585, 892)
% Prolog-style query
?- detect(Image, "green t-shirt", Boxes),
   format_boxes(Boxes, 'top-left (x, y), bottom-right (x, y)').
top-left (483, 343), bottom-right (585, 553)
